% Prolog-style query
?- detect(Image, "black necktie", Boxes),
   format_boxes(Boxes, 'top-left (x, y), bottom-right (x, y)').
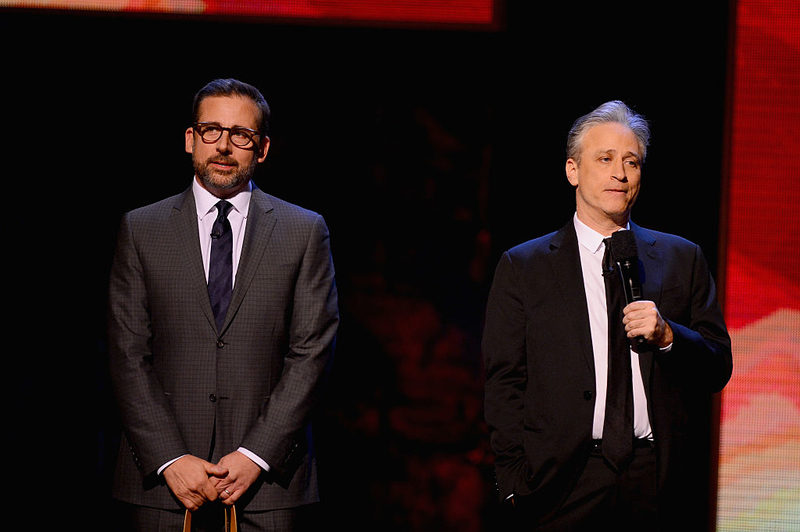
top-left (208, 200), bottom-right (233, 332)
top-left (601, 237), bottom-right (634, 472)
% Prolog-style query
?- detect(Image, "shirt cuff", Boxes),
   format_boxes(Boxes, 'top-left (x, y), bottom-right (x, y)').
top-left (237, 447), bottom-right (271, 472)
top-left (157, 449), bottom-right (271, 475)
top-left (158, 454), bottom-right (187, 476)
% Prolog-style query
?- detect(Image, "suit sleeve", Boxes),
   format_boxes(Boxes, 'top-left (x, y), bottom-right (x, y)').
top-left (482, 251), bottom-right (532, 500)
top-left (107, 213), bottom-right (189, 478)
top-left (240, 214), bottom-right (339, 477)
top-left (660, 243), bottom-right (733, 392)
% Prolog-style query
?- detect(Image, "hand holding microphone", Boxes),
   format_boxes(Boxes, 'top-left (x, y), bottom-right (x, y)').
top-left (609, 231), bottom-right (673, 350)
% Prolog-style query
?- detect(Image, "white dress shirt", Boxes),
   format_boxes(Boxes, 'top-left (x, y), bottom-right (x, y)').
top-left (573, 214), bottom-right (653, 441)
top-left (157, 178), bottom-right (270, 475)
top-left (193, 178), bottom-right (251, 289)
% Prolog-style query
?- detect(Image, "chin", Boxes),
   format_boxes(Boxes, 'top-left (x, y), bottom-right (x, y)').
top-left (199, 174), bottom-right (244, 195)
top-left (211, 177), bottom-right (241, 189)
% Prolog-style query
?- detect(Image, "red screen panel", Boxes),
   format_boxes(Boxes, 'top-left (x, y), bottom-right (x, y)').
top-left (0, 0), bottom-right (499, 28)
top-left (717, 0), bottom-right (800, 529)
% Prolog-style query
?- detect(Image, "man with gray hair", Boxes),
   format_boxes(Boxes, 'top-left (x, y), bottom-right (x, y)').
top-left (483, 100), bottom-right (732, 529)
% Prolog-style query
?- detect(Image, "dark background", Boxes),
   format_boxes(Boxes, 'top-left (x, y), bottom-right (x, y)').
top-left (4, 1), bottom-right (731, 529)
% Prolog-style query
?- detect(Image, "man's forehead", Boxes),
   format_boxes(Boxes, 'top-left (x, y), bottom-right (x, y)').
top-left (582, 123), bottom-right (640, 152)
top-left (197, 95), bottom-right (260, 125)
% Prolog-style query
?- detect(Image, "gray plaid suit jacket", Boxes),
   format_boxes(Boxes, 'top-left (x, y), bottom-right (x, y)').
top-left (108, 184), bottom-right (338, 512)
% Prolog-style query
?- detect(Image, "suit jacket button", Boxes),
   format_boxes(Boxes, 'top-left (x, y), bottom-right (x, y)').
top-left (217, 340), bottom-right (225, 348)
top-left (583, 390), bottom-right (593, 401)
top-left (209, 394), bottom-right (218, 402)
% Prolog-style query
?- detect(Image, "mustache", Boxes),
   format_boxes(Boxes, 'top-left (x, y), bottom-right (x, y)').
top-left (207, 157), bottom-right (238, 166)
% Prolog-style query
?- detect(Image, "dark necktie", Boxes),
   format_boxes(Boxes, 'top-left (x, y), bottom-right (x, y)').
top-left (601, 237), bottom-right (634, 472)
top-left (208, 200), bottom-right (233, 332)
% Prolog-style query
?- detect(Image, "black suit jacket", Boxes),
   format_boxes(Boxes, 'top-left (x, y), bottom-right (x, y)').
top-left (108, 184), bottom-right (338, 511)
top-left (482, 219), bottom-right (731, 521)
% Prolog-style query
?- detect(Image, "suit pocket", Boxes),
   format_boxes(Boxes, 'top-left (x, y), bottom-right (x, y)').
top-left (523, 411), bottom-right (544, 433)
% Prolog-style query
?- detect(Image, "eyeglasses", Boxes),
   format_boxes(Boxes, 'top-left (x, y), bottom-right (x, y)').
top-left (193, 122), bottom-right (261, 149)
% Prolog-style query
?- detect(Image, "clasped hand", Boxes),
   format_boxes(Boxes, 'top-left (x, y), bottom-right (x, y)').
top-left (163, 451), bottom-right (262, 511)
top-left (622, 300), bottom-right (673, 349)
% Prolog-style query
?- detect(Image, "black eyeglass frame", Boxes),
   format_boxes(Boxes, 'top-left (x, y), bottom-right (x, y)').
top-left (192, 122), bottom-right (263, 149)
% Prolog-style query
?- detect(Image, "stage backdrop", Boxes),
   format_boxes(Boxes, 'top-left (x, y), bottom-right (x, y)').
top-left (0, 0), bottom-right (499, 28)
top-left (716, 0), bottom-right (800, 530)
top-left (5, 0), bottom-right (797, 529)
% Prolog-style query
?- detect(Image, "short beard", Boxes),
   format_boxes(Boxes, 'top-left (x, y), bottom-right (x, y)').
top-left (194, 154), bottom-right (259, 194)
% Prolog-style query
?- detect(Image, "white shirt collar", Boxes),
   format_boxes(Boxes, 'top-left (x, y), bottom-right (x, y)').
top-left (192, 177), bottom-right (252, 220)
top-left (573, 212), bottom-right (630, 255)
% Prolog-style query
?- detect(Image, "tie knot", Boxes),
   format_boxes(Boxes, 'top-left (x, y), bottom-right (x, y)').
top-left (215, 200), bottom-right (233, 220)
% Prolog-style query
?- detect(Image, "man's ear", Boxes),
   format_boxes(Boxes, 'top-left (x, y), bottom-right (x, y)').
top-left (257, 136), bottom-right (270, 163)
top-left (565, 158), bottom-right (579, 187)
top-left (185, 127), bottom-right (195, 154)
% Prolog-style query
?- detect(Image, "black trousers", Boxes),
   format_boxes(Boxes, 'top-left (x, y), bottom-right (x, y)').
top-left (492, 442), bottom-right (659, 532)
top-left (535, 441), bottom-right (658, 531)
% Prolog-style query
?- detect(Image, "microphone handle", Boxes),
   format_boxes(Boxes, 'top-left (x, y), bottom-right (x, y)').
top-left (618, 261), bottom-right (648, 350)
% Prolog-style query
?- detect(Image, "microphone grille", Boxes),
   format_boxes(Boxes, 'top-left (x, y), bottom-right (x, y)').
top-left (610, 230), bottom-right (638, 261)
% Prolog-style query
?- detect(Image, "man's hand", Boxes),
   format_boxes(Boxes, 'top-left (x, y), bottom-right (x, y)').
top-left (622, 300), bottom-right (674, 349)
top-left (213, 451), bottom-right (262, 506)
top-left (163, 455), bottom-right (228, 511)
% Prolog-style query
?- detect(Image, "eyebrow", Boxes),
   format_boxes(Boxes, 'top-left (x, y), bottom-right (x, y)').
top-left (198, 121), bottom-right (259, 132)
top-left (594, 149), bottom-right (640, 160)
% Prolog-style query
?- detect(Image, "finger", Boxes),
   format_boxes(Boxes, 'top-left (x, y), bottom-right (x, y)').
top-left (220, 487), bottom-right (237, 506)
top-left (623, 301), bottom-right (650, 313)
top-left (204, 462), bottom-right (229, 478)
top-left (187, 477), bottom-right (219, 504)
top-left (627, 321), bottom-right (654, 339)
top-left (204, 482), bottom-right (221, 502)
top-left (624, 317), bottom-right (645, 332)
top-left (180, 490), bottom-right (209, 512)
top-left (181, 498), bottom-right (201, 512)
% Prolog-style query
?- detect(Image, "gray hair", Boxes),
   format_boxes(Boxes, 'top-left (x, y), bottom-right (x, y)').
top-left (566, 100), bottom-right (650, 164)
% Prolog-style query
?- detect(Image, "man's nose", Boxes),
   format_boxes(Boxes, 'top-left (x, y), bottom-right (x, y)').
top-left (215, 130), bottom-right (232, 152)
top-left (611, 160), bottom-right (627, 181)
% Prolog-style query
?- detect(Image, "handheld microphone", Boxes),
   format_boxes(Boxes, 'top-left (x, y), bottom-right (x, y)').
top-left (609, 230), bottom-right (647, 349)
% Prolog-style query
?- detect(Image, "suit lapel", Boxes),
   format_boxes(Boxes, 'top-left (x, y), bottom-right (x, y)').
top-left (170, 189), bottom-right (217, 329)
top-left (547, 221), bottom-right (595, 372)
top-left (630, 221), bottom-right (662, 395)
top-left (221, 187), bottom-right (277, 332)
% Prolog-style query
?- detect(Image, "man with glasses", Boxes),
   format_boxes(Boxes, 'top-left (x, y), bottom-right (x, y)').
top-left (108, 78), bottom-right (339, 531)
